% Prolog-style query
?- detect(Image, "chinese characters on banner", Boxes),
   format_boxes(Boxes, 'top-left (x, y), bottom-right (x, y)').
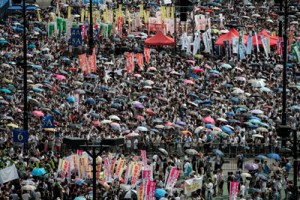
top-left (165, 167), bottom-right (180, 190)
top-left (135, 53), bottom-right (144, 70)
top-left (71, 28), bottom-right (82, 47)
top-left (79, 54), bottom-right (88, 73)
top-left (230, 181), bottom-right (239, 200)
top-left (126, 52), bottom-right (134, 73)
top-left (88, 48), bottom-right (97, 73)
top-left (144, 48), bottom-right (150, 63)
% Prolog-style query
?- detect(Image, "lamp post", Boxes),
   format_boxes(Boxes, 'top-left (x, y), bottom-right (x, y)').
top-left (81, 138), bottom-right (124, 200)
top-left (22, 0), bottom-right (28, 142)
top-left (88, 0), bottom-right (94, 55)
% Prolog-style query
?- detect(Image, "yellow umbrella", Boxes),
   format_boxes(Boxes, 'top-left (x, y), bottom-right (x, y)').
top-left (2, 78), bottom-right (12, 84)
top-left (194, 54), bottom-right (203, 60)
top-left (44, 128), bottom-right (56, 132)
top-left (212, 29), bottom-right (220, 34)
top-left (6, 123), bottom-right (19, 128)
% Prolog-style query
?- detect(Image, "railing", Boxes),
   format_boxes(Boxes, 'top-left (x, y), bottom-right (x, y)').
top-left (0, 0), bottom-right (9, 21)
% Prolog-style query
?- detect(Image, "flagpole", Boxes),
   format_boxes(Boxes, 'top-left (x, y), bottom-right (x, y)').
top-left (89, 0), bottom-right (94, 55)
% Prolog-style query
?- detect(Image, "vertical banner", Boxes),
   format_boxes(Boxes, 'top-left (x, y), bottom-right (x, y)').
top-left (124, 162), bottom-right (131, 184)
top-left (37, 9), bottom-right (42, 22)
top-left (68, 6), bottom-right (72, 19)
top-left (165, 167), bottom-right (180, 190)
top-left (230, 181), bottom-right (239, 200)
top-left (117, 17), bottom-right (123, 35)
top-left (144, 48), bottom-right (150, 63)
top-left (56, 2), bottom-right (60, 17)
top-left (135, 53), bottom-right (144, 70)
top-left (142, 170), bottom-right (151, 182)
top-left (81, 8), bottom-right (85, 23)
top-left (88, 48), bottom-right (97, 73)
top-left (104, 158), bottom-right (111, 182)
top-left (74, 94), bottom-right (80, 111)
top-left (115, 159), bottom-right (125, 178)
top-left (126, 52), bottom-right (134, 73)
top-left (232, 38), bottom-right (239, 54)
top-left (79, 54), bottom-right (89, 74)
top-left (48, 22), bottom-right (55, 38)
top-left (71, 28), bottom-right (82, 47)
top-left (140, 150), bottom-right (147, 167)
top-left (131, 162), bottom-right (142, 185)
top-left (137, 183), bottom-right (145, 200)
top-left (239, 45), bottom-right (246, 60)
top-left (223, 40), bottom-right (231, 61)
top-left (61, 160), bottom-right (69, 179)
top-left (260, 35), bottom-right (269, 58)
top-left (145, 181), bottom-right (156, 200)
top-left (110, 159), bottom-right (116, 176)
top-left (246, 32), bottom-right (253, 55)
top-left (255, 32), bottom-right (260, 52)
top-left (12, 130), bottom-right (28, 143)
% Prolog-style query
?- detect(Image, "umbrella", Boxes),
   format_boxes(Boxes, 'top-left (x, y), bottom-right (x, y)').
top-left (213, 149), bottom-right (224, 157)
top-left (126, 132), bottom-right (139, 137)
top-left (109, 115), bottom-right (121, 121)
top-left (244, 163), bottom-right (259, 171)
top-left (203, 116), bottom-right (215, 124)
top-left (241, 173), bottom-right (252, 178)
top-left (251, 80), bottom-right (266, 88)
top-left (31, 168), bottom-right (46, 176)
top-left (221, 126), bottom-right (233, 134)
top-left (101, 119), bottom-right (112, 124)
top-left (22, 185), bottom-right (36, 191)
top-left (183, 79), bottom-right (194, 85)
top-left (0, 88), bottom-right (11, 94)
top-left (32, 110), bottom-right (44, 117)
top-left (75, 179), bottom-right (85, 186)
top-left (133, 103), bottom-right (145, 109)
top-left (255, 173), bottom-right (268, 181)
top-left (6, 123), bottom-right (19, 128)
top-left (158, 148), bottom-right (168, 156)
top-left (267, 153), bottom-right (281, 160)
top-left (220, 63), bottom-right (232, 69)
top-left (145, 109), bottom-right (155, 115)
top-left (155, 188), bottom-right (167, 199)
top-left (67, 96), bottom-right (75, 103)
top-left (55, 74), bottom-right (66, 80)
top-left (91, 121), bottom-right (101, 127)
top-left (249, 109), bottom-right (264, 115)
top-left (230, 97), bottom-right (240, 103)
top-left (21, 180), bottom-right (36, 185)
top-left (134, 115), bottom-right (145, 121)
top-left (74, 197), bottom-right (86, 200)
top-left (256, 127), bottom-right (268, 132)
top-left (137, 126), bottom-right (148, 132)
top-left (120, 189), bottom-right (137, 200)
top-left (255, 155), bottom-right (268, 160)
top-left (110, 122), bottom-right (121, 130)
top-left (185, 149), bottom-right (198, 155)
top-left (252, 134), bottom-right (264, 138)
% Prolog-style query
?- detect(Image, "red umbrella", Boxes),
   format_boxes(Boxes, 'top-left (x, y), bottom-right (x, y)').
top-left (203, 116), bottom-right (215, 124)
top-left (134, 115), bottom-right (145, 121)
top-left (193, 68), bottom-right (204, 73)
top-left (145, 109), bottom-right (155, 116)
top-left (206, 9), bottom-right (213, 13)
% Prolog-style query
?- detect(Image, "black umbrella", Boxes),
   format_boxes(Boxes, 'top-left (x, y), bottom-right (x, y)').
top-left (120, 189), bottom-right (137, 200)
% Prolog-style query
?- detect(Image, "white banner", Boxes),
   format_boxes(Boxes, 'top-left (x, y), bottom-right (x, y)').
top-left (232, 38), bottom-right (239, 54)
top-left (0, 164), bottom-right (19, 184)
top-left (184, 177), bottom-right (203, 194)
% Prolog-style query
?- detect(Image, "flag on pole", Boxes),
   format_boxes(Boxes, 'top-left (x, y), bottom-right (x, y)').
top-left (0, 164), bottom-right (19, 184)
top-left (135, 53), bottom-right (144, 70)
top-left (56, 3), bottom-right (60, 18)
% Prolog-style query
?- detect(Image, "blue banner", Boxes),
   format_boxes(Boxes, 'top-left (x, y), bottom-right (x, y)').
top-left (41, 116), bottom-right (54, 128)
top-left (71, 28), bottom-right (82, 47)
top-left (13, 130), bottom-right (28, 143)
top-left (83, 0), bottom-right (102, 5)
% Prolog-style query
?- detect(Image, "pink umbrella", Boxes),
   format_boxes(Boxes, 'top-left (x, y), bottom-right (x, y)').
top-left (193, 68), bottom-right (204, 73)
top-left (147, 67), bottom-right (157, 71)
top-left (184, 80), bottom-right (194, 85)
top-left (32, 110), bottom-right (44, 117)
top-left (134, 115), bottom-right (145, 121)
top-left (91, 121), bottom-right (101, 127)
top-left (127, 132), bottom-right (139, 137)
top-left (55, 75), bottom-right (66, 80)
top-left (203, 116), bottom-right (215, 124)
top-left (165, 122), bottom-right (173, 127)
top-left (185, 60), bottom-right (195, 64)
top-left (134, 74), bottom-right (142, 78)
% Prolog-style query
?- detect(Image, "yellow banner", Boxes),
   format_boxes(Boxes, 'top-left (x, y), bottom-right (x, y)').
top-left (67, 7), bottom-right (72, 19)
top-left (139, 4), bottom-right (144, 18)
top-left (81, 8), bottom-right (85, 23)
top-left (171, 6), bottom-right (175, 19)
top-left (144, 11), bottom-right (149, 23)
top-left (161, 6), bottom-right (166, 22)
top-left (37, 9), bottom-right (42, 22)
top-left (58, 158), bottom-right (63, 171)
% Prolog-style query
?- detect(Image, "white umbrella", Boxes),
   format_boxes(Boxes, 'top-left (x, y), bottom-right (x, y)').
top-left (137, 126), bottom-right (148, 132)
top-left (158, 148), bottom-right (168, 156)
top-left (22, 185), bottom-right (36, 191)
top-left (251, 80), bottom-right (266, 88)
top-left (252, 134), bottom-right (264, 138)
top-left (249, 109), bottom-right (264, 114)
top-left (101, 119), bottom-right (112, 124)
top-left (109, 115), bottom-right (120, 121)
top-left (185, 149), bottom-right (198, 155)
top-left (217, 118), bottom-right (228, 122)
top-left (256, 127), bottom-right (268, 132)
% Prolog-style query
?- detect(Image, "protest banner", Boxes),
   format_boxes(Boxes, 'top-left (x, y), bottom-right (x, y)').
top-left (184, 177), bottom-right (203, 194)
top-left (0, 164), bottom-right (19, 184)
top-left (165, 167), bottom-right (180, 190)
top-left (230, 181), bottom-right (239, 200)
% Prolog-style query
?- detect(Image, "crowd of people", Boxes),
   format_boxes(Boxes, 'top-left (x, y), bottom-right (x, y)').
top-left (0, 0), bottom-right (299, 199)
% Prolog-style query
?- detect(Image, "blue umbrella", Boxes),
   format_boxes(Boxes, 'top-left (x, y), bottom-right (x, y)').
top-left (255, 155), bottom-right (268, 160)
top-left (0, 39), bottom-right (8, 44)
top-left (0, 88), bottom-right (11, 94)
top-left (28, 44), bottom-right (36, 49)
top-left (258, 122), bottom-right (270, 128)
top-left (228, 119), bottom-right (240, 124)
top-left (205, 124), bottom-right (215, 129)
top-left (75, 179), bottom-right (85, 186)
top-left (111, 103), bottom-right (122, 108)
top-left (226, 111), bottom-right (235, 116)
top-left (74, 197), bottom-right (86, 200)
top-left (153, 118), bottom-right (163, 123)
top-left (31, 168), bottom-right (46, 176)
top-left (213, 149), bottom-right (224, 157)
top-left (255, 173), bottom-right (268, 181)
top-left (289, 105), bottom-right (300, 111)
top-left (32, 88), bottom-right (44, 93)
top-left (155, 188), bottom-right (167, 199)
top-left (236, 107), bottom-right (247, 112)
top-left (267, 153), bottom-right (281, 160)
top-left (97, 98), bottom-right (108, 103)
top-left (193, 100), bottom-right (202, 104)
top-left (176, 121), bottom-right (186, 126)
top-left (230, 97), bottom-right (240, 103)
top-left (67, 96), bottom-right (75, 103)
top-left (85, 98), bottom-right (96, 105)
top-left (201, 100), bottom-right (212, 105)
top-left (100, 85), bottom-right (110, 91)
top-left (31, 65), bottom-right (42, 70)
top-left (221, 126), bottom-right (233, 134)
top-left (224, 83), bottom-right (233, 88)
top-left (249, 116), bottom-right (261, 121)
top-left (248, 119), bottom-right (261, 124)
top-left (187, 93), bottom-right (199, 98)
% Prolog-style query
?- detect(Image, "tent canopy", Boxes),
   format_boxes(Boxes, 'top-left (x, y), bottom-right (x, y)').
top-left (215, 28), bottom-right (247, 45)
top-left (252, 30), bottom-right (278, 47)
top-left (144, 31), bottom-right (174, 46)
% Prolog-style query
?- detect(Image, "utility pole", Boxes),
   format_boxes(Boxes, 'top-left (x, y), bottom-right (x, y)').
top-left (293, 129), bottom-right (298, 200)
top-left (89, 0), bottom-right (94, 55)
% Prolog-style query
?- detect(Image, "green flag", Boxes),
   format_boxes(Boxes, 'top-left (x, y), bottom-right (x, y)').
top-left (48, 23), bottom-right (55, 38)
top-left (62, 19), bottom-right (67, 33)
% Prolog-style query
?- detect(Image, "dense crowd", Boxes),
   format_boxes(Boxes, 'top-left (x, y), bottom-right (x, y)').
top-left (0, 0), bottom-right (299, 199)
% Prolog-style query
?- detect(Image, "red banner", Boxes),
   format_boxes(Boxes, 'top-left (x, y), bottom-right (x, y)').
top-left (126, 52), bottom-right (134, 73)
top-left (79, 54), bottom-right (89, 74)
top-left (135, 53), bottom-right (144, 70)
top-left (118, 17), bottom-right (123, 35)
top-left (144, 48), bottom-right (150, 63)
top-left (88, 48), bottom-right (97, 73)
top-left (82, 24), bottom-right (86, 39)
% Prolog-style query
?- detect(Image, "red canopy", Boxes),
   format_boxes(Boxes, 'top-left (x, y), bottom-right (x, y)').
top-left (215, 28), bottom-right (248, 45)
top-left (252, 30), bottom-right (278, 47)
top-left (144, 31), bottom-right (174, 46)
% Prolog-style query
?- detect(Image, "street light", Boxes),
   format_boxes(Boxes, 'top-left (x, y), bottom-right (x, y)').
top-left (88, 0), bottom-right (94, 55)
top-left (81, 138), bottom-right (124, 200)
